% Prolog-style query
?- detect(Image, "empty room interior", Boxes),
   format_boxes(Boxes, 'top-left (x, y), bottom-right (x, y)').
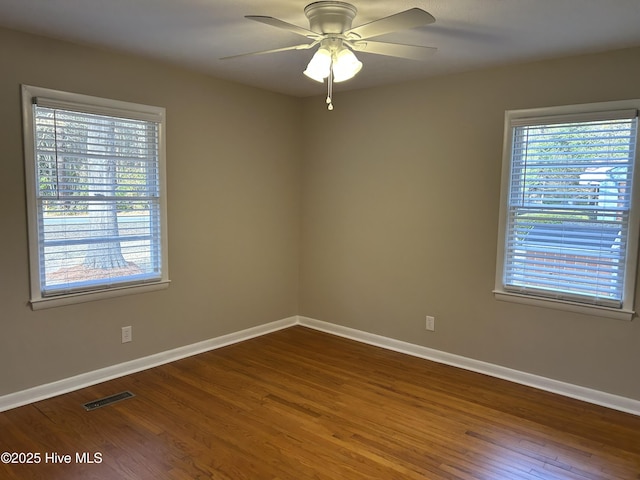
top-left (1, 1), bottom-right (640, 479)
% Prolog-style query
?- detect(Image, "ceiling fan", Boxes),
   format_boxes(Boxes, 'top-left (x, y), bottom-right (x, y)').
top-left (222, 1), bottom-right (437, 110)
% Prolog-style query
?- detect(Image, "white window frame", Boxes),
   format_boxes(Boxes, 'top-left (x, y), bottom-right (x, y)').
top-left (21, 85), bottom-right (170, 310)
top-left (494, 100), bottom-right (640, 321)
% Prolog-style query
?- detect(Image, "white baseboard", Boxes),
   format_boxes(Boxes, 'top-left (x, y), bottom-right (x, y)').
top-left (297, 316), bottom-right (640, 417)
top-left (0, 317), bottom-right (297, 413)
top-left (3, 315), bottom-right (639, 417)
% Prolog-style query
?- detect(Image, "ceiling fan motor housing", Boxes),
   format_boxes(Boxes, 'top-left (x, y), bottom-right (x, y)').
top-left (304, 1), bottom-right (357, 34)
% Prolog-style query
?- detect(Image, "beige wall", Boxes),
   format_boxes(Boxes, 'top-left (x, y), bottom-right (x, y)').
top-left (0, 27), bottom-right (302, 395)
top-left (2, 23), bottom-right (640, 403)
top-left (299, 47), bottom-right (640, 401)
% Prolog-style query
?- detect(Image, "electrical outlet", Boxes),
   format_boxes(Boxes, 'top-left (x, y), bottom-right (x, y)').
top-left (121, 326), bottom-right (132, 343)
top-left (426, 316), bottom-right (435, 331)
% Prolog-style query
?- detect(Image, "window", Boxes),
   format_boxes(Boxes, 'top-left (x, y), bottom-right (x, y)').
top-left (494, 100), bottom-right (640, 320)
top-left (21, 85), bottom-right (169, 309)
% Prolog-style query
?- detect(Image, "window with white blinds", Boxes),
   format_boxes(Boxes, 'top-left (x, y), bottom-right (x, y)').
top-left (22, 85), bottom-right (169, 309)
top-left (495, 101), bottom-right (640, 320)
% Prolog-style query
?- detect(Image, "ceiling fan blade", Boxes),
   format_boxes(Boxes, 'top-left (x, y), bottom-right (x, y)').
top-left (246, 15), bottom-right (321, 39)
top-left (345, 8), bottom-right (435, 40)
top-left (351, 41), bottom-right (436, 61)
top-left (221, 43), bottom-right (315, 60)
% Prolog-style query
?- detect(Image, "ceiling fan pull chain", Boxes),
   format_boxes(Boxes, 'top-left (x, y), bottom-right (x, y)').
top-left (327, 59), bottom-right (334, 111)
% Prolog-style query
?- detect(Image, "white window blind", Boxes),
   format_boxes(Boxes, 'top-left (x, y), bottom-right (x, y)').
top-left (22, 85), bottom-right (168, 307)
top-left (501, 109), bottom-right (638, 309)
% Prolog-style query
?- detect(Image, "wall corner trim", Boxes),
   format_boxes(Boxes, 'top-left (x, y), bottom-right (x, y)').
top-left (297, 316), bottom-right (640, 417)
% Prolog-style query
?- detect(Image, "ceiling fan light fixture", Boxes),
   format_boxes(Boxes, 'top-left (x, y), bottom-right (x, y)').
top-left (228, 3), bottom-right (437, 110)
top-left (332, 47), bottom-right (362, 82)
top-left (303, 47), bottom-right (332, 82)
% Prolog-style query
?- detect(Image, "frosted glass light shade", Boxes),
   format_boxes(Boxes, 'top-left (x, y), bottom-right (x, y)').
top-left (332, 48), bottom-right (362, 82)
top-left (303, 47), bottom-right (332, 82)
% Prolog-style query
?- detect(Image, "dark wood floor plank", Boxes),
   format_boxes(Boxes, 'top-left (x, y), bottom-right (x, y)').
top-left (1, 326), bottom-right (639, 479)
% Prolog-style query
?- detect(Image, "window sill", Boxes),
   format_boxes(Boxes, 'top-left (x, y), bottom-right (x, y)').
top-left (30, 280), bottom-right (171, 310)
top-left (493, 290), bottom-right (634, 321)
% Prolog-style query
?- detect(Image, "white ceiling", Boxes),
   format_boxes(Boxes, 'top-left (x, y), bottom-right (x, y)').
top-left (1, 0), bottom-right (640, 97)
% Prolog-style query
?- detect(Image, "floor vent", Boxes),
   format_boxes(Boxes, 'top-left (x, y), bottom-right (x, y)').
top-left (83, 391), bottom-right (135, 411)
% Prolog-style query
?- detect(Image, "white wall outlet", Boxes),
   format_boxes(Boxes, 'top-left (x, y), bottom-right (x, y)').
top-left (426, 316), bottom-right (435, 331)
top-left (121, 326), bottom-right (132, 343)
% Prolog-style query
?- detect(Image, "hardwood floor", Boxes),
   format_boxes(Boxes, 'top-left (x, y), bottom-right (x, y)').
top-left (1, 326), bottom-right (639, 479)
